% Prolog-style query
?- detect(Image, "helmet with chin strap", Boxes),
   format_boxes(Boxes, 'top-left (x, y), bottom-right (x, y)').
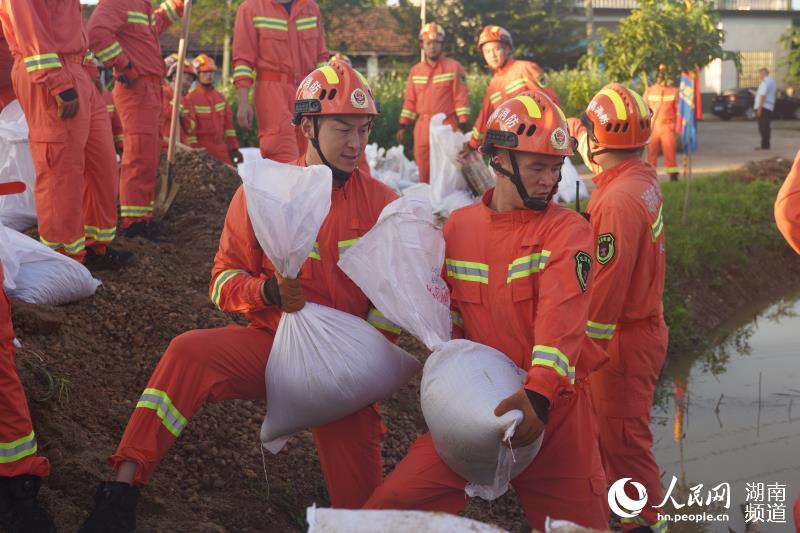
top-left (292, 62), bottom-right (379, 181)
top-left (480, 90), bottom-right (574, 210)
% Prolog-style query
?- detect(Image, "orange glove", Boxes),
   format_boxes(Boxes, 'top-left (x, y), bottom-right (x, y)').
top-left (261, 273), bottom-right (306, 312)
top-left (494, 388), bottom-right (547, 448)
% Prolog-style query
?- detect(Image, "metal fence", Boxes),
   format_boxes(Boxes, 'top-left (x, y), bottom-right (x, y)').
top-left (738, 50), bottom-right (776, 87)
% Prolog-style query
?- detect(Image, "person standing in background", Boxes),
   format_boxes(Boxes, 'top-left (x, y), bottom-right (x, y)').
top-left (754, 67), bottom-right (776, 151)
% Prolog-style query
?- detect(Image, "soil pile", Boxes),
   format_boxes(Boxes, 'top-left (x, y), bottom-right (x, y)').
top-left (10, 150), bottom-right (527, 532)
top-left (732, 156), bottom-right (793, 182)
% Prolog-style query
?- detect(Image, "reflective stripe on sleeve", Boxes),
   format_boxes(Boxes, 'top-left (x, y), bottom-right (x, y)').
top-left (531, 345), bottom-right (575, 383)
top-left (23, 53), bottom-right (62, 73)
top-left (506, 250), bottom-right (550, 282)
top-left (367, 308), bottom-right (401, 335)
top-left (96, 42), bottom-right (123, 62)
top-left (210, 269), bottom-right (244, 309)
top-left (586, 320), bottom-right (616, 340)
top-left (445, 258), bottom-right (489, 284)
top-left (0, 431), bottom-right (38, 464)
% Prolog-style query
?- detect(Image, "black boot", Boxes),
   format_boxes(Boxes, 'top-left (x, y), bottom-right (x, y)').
top-left (122, 221), bottom-right (156, 240)
top-left (669, 172), bottom-right (679, 181)
top-left (79, 482), bottom-right (139, 533)
top-left (84, 247), bottom-right (135, 270)
top-left (4, 475), bottom-right (56, 533)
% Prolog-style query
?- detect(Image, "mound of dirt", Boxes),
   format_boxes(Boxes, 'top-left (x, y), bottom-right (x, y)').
top-left (10, 150), bottom-right (530, 532)
top-left (732, 156), bottom-right (792, 182)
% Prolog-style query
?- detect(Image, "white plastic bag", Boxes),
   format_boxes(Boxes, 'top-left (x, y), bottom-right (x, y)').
top-left (0, 101), bottom-right (37, 231)
top-left (338, 197), bottom-right (542, 500)
top-left (428, 113), bottom-right (474, 216)
top-left (367, 143), bottom-right (420, 193)
top-left (0, 221), bottom-right (100, 304)
top-left (554, 158), bottom-right (588, 205)
top-left (238, 158), bottom-right (421, 453)
top-left (306, 506), bottom-right (509, 533)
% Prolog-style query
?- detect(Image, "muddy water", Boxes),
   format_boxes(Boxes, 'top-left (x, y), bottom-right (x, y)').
top-left (651, 293), bottom-right (800, 532)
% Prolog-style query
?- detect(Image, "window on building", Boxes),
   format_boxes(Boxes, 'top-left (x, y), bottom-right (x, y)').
top-left (738, 50), bottom-right (775, 87)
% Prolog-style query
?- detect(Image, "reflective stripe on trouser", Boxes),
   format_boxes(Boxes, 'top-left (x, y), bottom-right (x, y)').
top-left (254, 79), bottom-right (304, 163)
top-left (590, 316), bottom-right (668, 531)
top-left (13, 59), bottom-right (118, 261)
top-left (363, 381), bottom-right (608, 531)
top-left (114, 77), bottom-right (162, 226)
top-left (413, 113), bottom-right (458, 184)
top-left (0, 338), bottom-right (50, 477)
top-left (647, 124), bottom-right (677, 175)
top-left (110, 325), bottom-right (385, 508)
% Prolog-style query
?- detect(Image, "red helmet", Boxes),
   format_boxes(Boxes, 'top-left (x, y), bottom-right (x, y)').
top-left (166, 56), bottom-right (196, 80)
top-left (329, 53), bottom-right (352, 67)
top-left (477, 25), bottom-right (513, 50)
top-left (193, 53), bottom-right (217, 73)
top-left (419, 22), bottom-right (445, 42)
top-left (293, 62), bottom-right (378, 125)
top-left (582, 83), bottom-right (651, 150)
top-left (482, 91), bottom-right (573, 211)
top-left (481, 91), bottom-right (573, 157)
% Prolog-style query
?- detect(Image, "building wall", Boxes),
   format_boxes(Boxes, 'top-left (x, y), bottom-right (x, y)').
top-left (701, 15), bottom-right (792, 93)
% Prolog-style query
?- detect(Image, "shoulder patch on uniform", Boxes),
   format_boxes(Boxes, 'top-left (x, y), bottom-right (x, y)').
top-left (596, 233), bottom-right (616, 265)
top-left (575, 251), bottom-right (592, 292)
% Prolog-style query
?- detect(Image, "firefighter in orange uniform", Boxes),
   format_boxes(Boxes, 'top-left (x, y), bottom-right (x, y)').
top-left (570, 83), bottom-right (668, 533)
top-left (85, 58), bottom-right (124, 154)
top-left (79, 62), bottom-right (401, 532)
top-left (88, 0), bottom-right (185, 238)
top-left (0, 181), bottom-right (55, 532)
top-left (161, 56), bottom-right (197, 149)
top-left (465, 26), bottom-right (559, 153)
top-left (185, 54), bottom-right (242, 165)
top-left (0, 0), bottom-right (131, 267)
top-left (776, 149), bottom-right (800, 254)
top-left (396, 22), bottom-right (470, 184)
top-left (364, 91), bottom-right (609, 530)
top-left (644, 66), bottom-right (680, 181)
top-left (233, 0), bottom-right (329, 162)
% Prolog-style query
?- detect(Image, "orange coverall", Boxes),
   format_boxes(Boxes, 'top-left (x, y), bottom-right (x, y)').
top-left (644, 83), bottom-right (679, 176)
top-left (185, 84), bottom-right (239, 164)
top-left (468, 59), bottom-right (559, 150)
top-left (399, 56), bottom-right (470, 184)
top-left (0, 261), bottom-right (50, 479)
top-left (110, 162), bottom-right (400, 508)
top-left (88, 0), bottom-right (184, 226)
top-left (586, 158), bottom-right (668, 532)
top-left (161, 82), bottom-right (196, 148)
top-left (775, 149), bottom-right (800, 254)
top-left (0, 0), bottom-right (120, 261)
top-left (233, 0), bottom-right (329, 162)
top-left (0, 33), bottom-right (14, 108)
top-left (364, 190), bottom-right (609, 531)
top-left (101, 90), bottom-right (124, 152)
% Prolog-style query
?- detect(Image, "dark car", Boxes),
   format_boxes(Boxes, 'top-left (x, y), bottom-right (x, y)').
top-left (711, 88), bottom-right (800, 120)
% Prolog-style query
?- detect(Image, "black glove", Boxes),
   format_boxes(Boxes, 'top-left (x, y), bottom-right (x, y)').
top-left (116, 62), bottom-right (139, 88)
top-left (230, 149), bottom-right (243, 165)
top-left (58, 88), bottom-right (78, 102)
top-left (458, 122), bottom-right (471, 134)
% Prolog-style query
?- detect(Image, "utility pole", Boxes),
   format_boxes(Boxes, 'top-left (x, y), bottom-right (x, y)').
top-left (585, 0), bottom-right (594, 59)
top-left (222, 0), bottom-right (232, 85)
top-left (420, 0), bottom-right (427, 62)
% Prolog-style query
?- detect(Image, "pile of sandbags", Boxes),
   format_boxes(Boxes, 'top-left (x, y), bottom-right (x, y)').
top-left (339, 197), bottom-right (543, 500)
top-left (238, 158), bottom-right (421, 453)
top-left (365, 143), bottom-right (420, 193)
top-left (428, 113), bottom-right (475, 217)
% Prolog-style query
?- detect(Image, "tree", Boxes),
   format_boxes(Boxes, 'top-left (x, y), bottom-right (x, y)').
top-left (595, 0), bottom-right (736, 83)
top-left (391, 0), bottom-right (584, 70)
top-left (780, 24), bottom-right (800, 86)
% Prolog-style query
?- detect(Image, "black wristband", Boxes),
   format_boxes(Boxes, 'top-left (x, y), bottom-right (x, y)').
top-left (58, 88), bottom-right (78, 102)
top-left (261, 276), bottom-right (281, 307)
top-left (525, 389), bottom-right (550, 425)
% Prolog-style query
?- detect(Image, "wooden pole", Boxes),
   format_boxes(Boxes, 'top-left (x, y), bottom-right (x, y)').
top-left (222, 0), bottom-right (232, 86)
top-left (420, 0), bottom-right (426, 62)
top-left (585, 0), bottom-right (594, 58)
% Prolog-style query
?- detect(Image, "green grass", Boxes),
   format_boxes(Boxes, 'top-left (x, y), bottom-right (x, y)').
top-left (661, 174), bottom-right (784, 353)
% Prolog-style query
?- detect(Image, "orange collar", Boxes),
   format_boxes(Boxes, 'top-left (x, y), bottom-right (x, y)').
top-left (592, 158), bottom-right (644, 189)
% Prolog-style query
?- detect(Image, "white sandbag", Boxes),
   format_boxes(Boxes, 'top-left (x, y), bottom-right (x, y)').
top-left (400, 182), bottom-right (431, 204)
top-left (238, 158), bottom-right (421, 453)
top-left (554, 158), bottom-right (588, 205)
top-left (0, 221), bottom-right (100, 304)
top-left (367, 143), bottom-right (420, 193)
top-left (428, 113), bottom-right (473, 215)
top-left (0, 101), bottom-right (37, 231)
top-left (238, 147), bottom-right (262, 163)
top-left (338, 197), bottom-right (542, 501)
top-left (306, 506), bottom-right (509, 533)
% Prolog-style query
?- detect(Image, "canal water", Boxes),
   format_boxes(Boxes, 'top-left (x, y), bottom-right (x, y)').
top-left (651, 292), bottom-right (800, 532)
